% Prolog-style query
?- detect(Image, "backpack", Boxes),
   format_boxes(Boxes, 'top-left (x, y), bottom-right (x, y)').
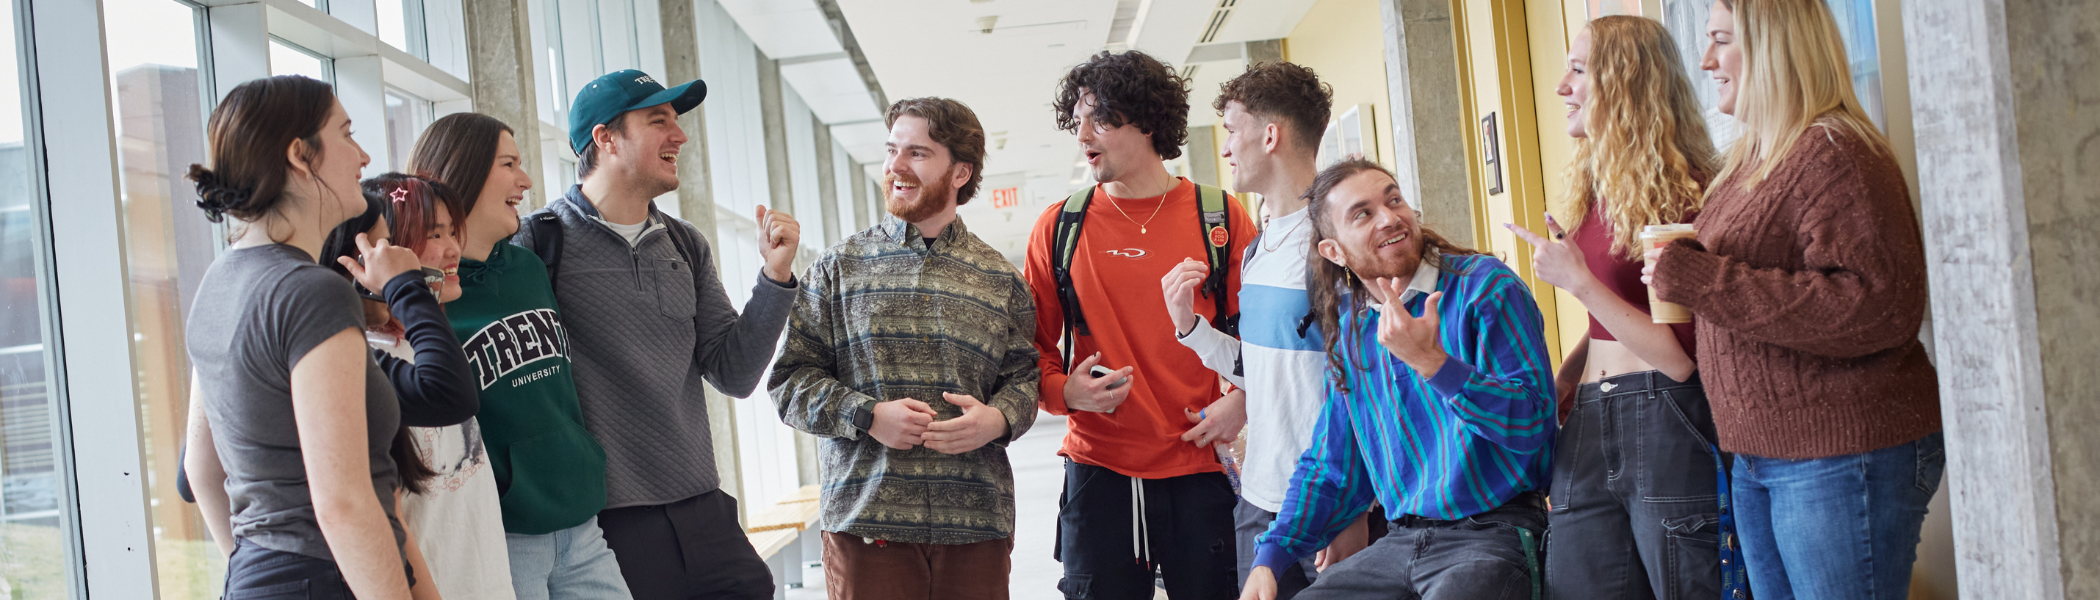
top-left (1048, 183), bottom-right (1236, 370)
top-left (529, 208), bottom-right (699, 293)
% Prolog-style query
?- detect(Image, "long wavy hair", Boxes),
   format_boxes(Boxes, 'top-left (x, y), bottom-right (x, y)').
top-left (1304, 160), bottom-right (1482, 393)
top-left (1558, 16), bottom-right (1717, 260)
top-left (1715, 0), bottom-right (1893, 190)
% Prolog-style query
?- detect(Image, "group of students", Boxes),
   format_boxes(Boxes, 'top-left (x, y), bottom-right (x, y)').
top-left (178, 1), bottom-right (1942, 600)
top-left (182, 67), bottom-right (799, 600)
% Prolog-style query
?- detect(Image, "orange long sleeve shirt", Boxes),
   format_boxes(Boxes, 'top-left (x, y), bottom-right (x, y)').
top-left (1026, 178), bottom-right (1257, 479)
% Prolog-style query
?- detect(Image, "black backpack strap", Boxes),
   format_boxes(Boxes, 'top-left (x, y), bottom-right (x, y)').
top-left (1050, 187), bottom-right (1094, 371)
top-left (661, 214), bottom-right (699, 271)
top-left (1194, 184), bottom-right (1237, 337)
top-left (530, 212), bottom-right (565, 292)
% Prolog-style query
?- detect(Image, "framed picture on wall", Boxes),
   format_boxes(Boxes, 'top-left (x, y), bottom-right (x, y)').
top-left (1482, 112), bottom-right (1503, 195)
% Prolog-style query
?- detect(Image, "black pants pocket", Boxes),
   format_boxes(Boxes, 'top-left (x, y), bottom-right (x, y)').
top-left (1057, 574), bottom-right (1093, 599)
top-left (1662, 514), bottom-right (1722, 600)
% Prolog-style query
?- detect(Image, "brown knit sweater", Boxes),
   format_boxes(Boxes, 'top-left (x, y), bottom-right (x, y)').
top-left (1652, 120), bottom-right (1941, 459)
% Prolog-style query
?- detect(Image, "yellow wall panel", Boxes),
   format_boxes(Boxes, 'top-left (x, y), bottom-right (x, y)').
top-left (1284, 0), bottom-right (1399, 171)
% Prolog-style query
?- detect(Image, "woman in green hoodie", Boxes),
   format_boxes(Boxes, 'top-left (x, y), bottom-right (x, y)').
top-left (407, 112), bottom-right (632, 600)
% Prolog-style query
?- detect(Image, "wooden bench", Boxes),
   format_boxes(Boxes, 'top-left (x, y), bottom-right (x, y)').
top-left (745, 485), bottom-right (824, 599)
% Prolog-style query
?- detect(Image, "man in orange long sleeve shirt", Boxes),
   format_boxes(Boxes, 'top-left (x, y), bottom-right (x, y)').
top-left (1028, 50), bottom-right (1257, 600)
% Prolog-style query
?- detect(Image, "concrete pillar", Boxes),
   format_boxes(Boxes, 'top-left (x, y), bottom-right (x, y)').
top-left (654, 0), bottom-right (743, 509)
top-left (462, 0), bottom-right (546, 208)
top-left (1244, 39), bottom-right (1283, 65)
top-left (813, 115), bottom-right (841, 246)
top-left (757, 49), bottom-right (794, 212)
top-left (1376, 0), bottom-right (1474, 248)
top-left (1904, 1), bottom-right (2100, 598)
top-left (659, 0), bottom-right (717, 248)
top-left (852, 160), bottom-right (872, 230)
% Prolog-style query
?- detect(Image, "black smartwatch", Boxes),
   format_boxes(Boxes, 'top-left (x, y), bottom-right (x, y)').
top-left (851, 399), bottom-right (877, 431)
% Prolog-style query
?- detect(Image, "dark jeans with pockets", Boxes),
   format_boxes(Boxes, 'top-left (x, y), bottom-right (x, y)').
top-left (223, 538), bottom-right (355, 600)
top-left (1295, 493), bottom-right (1547, 600)
top-left (1056, 460), bottom-right (1237, 600)
top-left (1545, 371), bottom-right (1722, 600)
top-left (599, 489), bottom-right (774, 600)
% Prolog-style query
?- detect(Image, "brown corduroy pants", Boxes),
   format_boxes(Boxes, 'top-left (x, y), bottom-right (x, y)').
top-left (821, 531), bottom-right (1013, 600)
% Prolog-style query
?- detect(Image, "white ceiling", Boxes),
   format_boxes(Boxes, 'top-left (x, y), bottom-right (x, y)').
top-left (713, 0), bottom-right (1323, 261)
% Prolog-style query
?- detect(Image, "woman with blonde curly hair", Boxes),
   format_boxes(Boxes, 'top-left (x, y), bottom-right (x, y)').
top-left (1643, 0), bottom-right (1942, 598)
top-left (1503, 14), bottom-right (1722, 600)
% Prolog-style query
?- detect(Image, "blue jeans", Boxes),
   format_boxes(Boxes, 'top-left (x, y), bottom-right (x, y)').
top-left (1732, 432), bottom-right (1944, 600)
top-left (506, 517), bottom-right (634, 600)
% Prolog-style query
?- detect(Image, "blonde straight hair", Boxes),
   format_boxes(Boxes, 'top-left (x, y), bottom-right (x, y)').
top-left (1558, 16), bottom-right (1719, 260)
top-left (1716, 0), bottom-right (1893, 190)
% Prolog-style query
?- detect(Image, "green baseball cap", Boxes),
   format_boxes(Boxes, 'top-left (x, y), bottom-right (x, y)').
top-left (567, 69), bottom-right (707, 154)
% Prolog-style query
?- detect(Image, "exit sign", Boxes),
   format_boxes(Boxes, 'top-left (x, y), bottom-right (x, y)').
top-left (991, 187), bottom-right (1020, 209)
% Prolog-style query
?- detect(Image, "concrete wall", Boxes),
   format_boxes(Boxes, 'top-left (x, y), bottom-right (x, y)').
top-left (1905, 0), bottom-right (2099, 597)
top-left (1375, 0), bottom-right (1475, 247)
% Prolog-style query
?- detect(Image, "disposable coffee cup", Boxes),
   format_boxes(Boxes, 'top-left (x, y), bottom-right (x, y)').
top-left (1640, 224), bottom-right (1697, 324)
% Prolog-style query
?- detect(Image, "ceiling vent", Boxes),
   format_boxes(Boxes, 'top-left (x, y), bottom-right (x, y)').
top-left (1198, 0), bottom-right (1238, 44)
top-left (1104, 0), bottom-right (1147, 50)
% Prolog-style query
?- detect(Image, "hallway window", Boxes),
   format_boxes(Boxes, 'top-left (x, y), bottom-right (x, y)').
top-left (0, 0), bottom-right (80, 594)
top-left (386, 88), bottom-right (435, 172)
top-left (1826, 0), bottom-right (1884, 127)
top-left (270, 38), bottom-right (332, 82)
top-left (103, 0), bottom-right (225, 597)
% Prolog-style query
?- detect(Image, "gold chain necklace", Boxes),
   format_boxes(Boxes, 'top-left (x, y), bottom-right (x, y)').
top-left (1104, 191), bottom-right (1170, 234)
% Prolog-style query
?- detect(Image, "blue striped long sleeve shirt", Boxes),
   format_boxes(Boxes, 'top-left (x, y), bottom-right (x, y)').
top-left (1253, 253), bottom-right (1556, 573)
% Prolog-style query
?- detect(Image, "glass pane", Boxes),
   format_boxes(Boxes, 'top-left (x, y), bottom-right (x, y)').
top-left (384, 89), bottom-right (432, 172)
top-left (103, 0), bottom-right (223, 598)
top-left (1662, 0), bottom-right (1738, 148)
top-left (0, 0), bottom-right (80, 596)
top-left (269, 39), bottom-right (329, 82)
top-left (1826, 0), bottom-right (1884, 127)
top-left (377, 0), bottom-right (410, 52)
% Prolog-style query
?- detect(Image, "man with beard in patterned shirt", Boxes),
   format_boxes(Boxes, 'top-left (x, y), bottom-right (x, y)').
top-left (770, 96), bottom-right (1040, 600)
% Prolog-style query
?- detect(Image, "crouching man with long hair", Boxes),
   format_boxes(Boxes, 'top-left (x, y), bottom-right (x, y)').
top-left (1242, 160), bottom-right (1557, 600)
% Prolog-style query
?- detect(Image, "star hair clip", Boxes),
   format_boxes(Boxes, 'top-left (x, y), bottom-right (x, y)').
top-left (390, 187), bottom-right (410, 204)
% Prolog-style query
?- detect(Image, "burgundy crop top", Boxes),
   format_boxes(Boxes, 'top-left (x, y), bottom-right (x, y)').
top-left (1570, 206), bottom-right (1698, 359)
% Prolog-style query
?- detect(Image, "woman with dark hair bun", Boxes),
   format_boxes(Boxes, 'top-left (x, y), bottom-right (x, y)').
top-left (179, 75), bottom-right (425, 600)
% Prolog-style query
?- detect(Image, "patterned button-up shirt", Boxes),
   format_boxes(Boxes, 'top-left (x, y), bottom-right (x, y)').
top-left (769, 216), bottom-right (1040, 545)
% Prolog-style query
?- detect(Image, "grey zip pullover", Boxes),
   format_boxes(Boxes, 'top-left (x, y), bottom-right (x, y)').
top-left (514, 185), bottom-right (797, 508)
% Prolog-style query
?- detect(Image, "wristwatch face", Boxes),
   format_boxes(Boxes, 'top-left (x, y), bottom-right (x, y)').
top-left (853, 404), bottom-right (875, 430)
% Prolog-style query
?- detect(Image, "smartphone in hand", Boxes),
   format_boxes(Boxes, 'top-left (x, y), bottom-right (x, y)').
top-left (1088, 364), bottom-right (1130, 414)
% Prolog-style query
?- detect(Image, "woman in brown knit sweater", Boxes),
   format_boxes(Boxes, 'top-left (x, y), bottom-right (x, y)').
top-left (1507, 16), bottom-right (1724, 600)
top-left (1642, 1), bottom-right (1944, 599)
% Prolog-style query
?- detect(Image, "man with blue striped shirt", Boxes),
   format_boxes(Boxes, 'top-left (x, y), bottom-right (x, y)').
top-left (1242, 160), bottom-right (1556, 600)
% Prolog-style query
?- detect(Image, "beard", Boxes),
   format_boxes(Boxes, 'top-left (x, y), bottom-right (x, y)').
top-left (1341, 229), bottom-right (1426, 282)
top-left (884, 170), bottom-right (953, 223)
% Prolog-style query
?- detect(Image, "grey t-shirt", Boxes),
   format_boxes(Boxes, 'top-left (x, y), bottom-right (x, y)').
top-left (185, 244), bottom-right (405, 561)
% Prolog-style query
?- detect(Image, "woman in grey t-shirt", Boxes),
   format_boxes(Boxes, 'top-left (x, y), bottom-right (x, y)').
top-left (179, 75), bottom-right (428, 600)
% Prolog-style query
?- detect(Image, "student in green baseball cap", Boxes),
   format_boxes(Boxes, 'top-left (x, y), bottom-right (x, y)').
top-left (511, 68), bottom-right (801, 600)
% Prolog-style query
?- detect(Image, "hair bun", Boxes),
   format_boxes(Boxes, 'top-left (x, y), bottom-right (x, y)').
top-left (187, 164), bottom-right (250, 223)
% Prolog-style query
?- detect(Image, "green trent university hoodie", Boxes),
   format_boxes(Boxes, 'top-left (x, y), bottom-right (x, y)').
top-left (449, 240), bottom-right (606, 535)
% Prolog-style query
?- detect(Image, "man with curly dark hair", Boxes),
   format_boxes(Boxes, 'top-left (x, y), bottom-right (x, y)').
top-left (1159, 61), bottom-right (1358, 600)
top-left (1026, 49), bottom-right (1257, 600)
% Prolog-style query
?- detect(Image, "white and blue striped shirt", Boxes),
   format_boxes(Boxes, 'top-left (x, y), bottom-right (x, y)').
top-left (1177, 208), bottom-right (1330, 512)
